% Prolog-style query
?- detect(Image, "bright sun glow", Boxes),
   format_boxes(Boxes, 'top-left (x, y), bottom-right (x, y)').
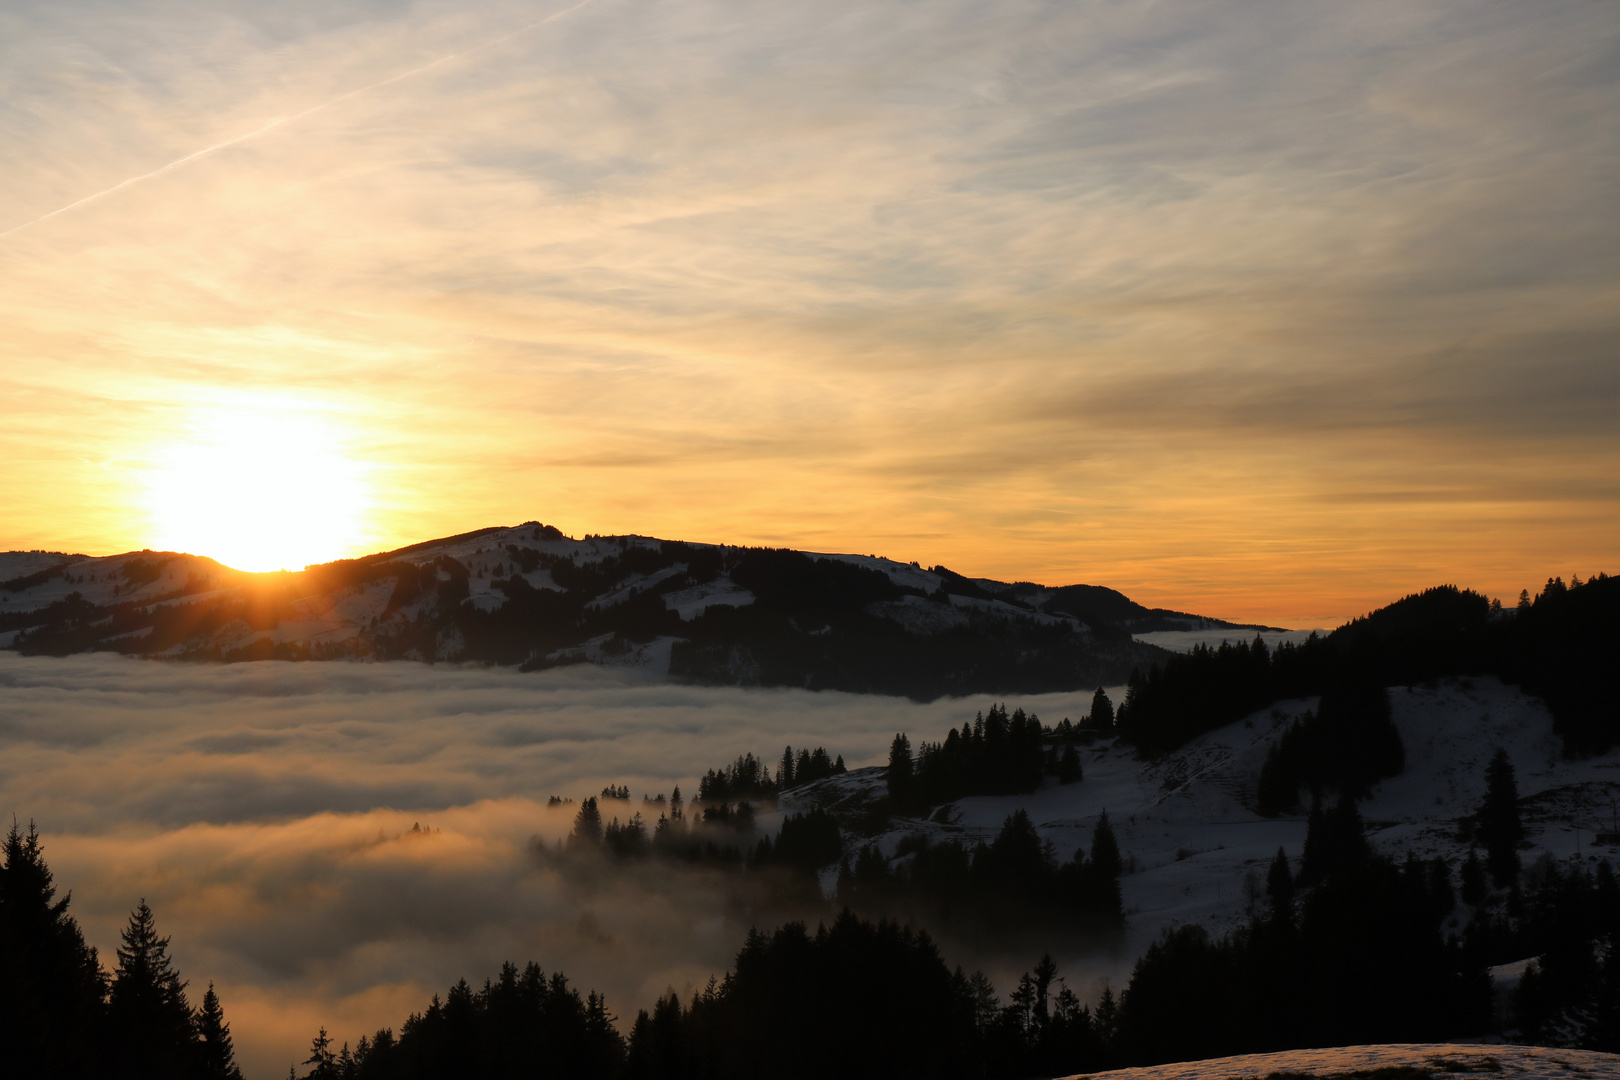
top-left (146, 402), bottom-right (371, 572)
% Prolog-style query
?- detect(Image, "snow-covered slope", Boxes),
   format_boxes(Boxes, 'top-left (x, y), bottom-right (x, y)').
top-left (1059, 1043), bottom-right (1620, 1080)
top-left (1, 522), bottom-right (1208, 695)
top-left (786, 676), bottom-right (1620, 970)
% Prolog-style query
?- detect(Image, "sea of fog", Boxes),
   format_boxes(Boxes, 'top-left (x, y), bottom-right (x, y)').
top-left (0, 652), bottom-right (1106, 1079)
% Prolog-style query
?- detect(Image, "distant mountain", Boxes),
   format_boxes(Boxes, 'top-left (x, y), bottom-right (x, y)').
top-left (0, 523), bottom-right (1277, 698)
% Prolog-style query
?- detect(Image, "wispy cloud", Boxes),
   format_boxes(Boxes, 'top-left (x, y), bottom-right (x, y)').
top-left (0, 0), bottom-right (1615, 622)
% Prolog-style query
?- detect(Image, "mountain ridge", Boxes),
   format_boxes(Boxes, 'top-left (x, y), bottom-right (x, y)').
top-left (0, 522), bottom-right (1281, 698)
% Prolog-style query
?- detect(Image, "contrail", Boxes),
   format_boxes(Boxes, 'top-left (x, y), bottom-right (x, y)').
top-left (0, 0), bottom-right (594, 241)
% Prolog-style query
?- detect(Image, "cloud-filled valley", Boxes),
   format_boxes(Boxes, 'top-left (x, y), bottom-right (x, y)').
top-left (0, 651), bottom-right (1104, 1077)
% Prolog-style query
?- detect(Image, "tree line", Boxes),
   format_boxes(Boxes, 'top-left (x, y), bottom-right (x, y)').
top-left (887, 701), bottom-right (1101, 814)
top-left (1255, 681), bottom-right (1406, 815)
top-left (834, 809), bottom-right (1124, 933)
top-left (695, 746), bottom-right (847, 803)
top-left (310, 812), bottom-right (1619, 1080)
top-left (11, 759), bottom-right (1618, 1080)
top-left (1115, 575), bottom-right (1619, 758)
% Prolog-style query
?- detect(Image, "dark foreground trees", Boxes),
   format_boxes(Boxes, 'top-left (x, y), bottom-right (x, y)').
top-left (309, 840), bottom-right (1620, 1080)
top-left (1256, 682), bottom-right (1405, 815)
top-left (1114, 575), bottom-right (1620, 759)
top-left (1116, 851), bottom-right (1487, 1063)
top-left (303, 910), bottom-right (1112, 1080)
top-left (835, 809), bottom-right (1125, 934)
top-left (298, 963), bottom-right (626, 1079)
top-left (892, 704), bottom-right (1047, 810)
top-left (0, 821), bottom-right (243, 1080)
top-left (16, 810), bottom-right (1618, 1080)
top-left (627, 913), bottom-right (976, 1080)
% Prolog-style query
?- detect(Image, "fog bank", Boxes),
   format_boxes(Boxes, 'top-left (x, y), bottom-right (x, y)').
top-left (0, 653), bottom-right (1100, 1078)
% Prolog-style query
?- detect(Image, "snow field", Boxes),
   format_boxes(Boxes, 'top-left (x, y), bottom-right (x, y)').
top-left (1058, 1043), bottom-right (1620, 1080)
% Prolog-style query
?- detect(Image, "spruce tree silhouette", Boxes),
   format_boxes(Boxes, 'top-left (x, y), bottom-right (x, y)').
top-left (302, 1027), bottom-right (337, 1078)
top-left (110, 898), bottom-right (200, 1079)
top-left (887, 732), bottom-right (913, 806)
top-left (1, 819), bottom-right (110, 1078)
top-left (1087, 687), bottom-right (1114, 729)
top-left (569, 796), bottom-right (604, 849)
top-left (1089, 812), bottom-right (1122, 879)
top-left (980, 810), bottom-right (1051, 890)
top-left (196, 983), bottom-right (244, 1080)
top-left (1058, 743), bottom-right (1082, 784)
top-left (1297, 794), bottom-right (1369, 887)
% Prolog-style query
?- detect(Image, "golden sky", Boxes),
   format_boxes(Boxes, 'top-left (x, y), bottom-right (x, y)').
top-left (2, 0), bottom-right (1615, 625)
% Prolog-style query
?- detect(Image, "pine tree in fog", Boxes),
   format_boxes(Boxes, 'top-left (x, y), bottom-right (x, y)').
top-left (570, 796), bottom-right (604, 849)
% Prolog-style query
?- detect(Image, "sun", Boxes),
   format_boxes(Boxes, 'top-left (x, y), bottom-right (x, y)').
top-left (145, 401), bottom-right (372, 572)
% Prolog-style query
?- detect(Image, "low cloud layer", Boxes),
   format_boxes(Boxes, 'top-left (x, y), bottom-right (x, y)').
top-left (0, 652), bottom-right (1101, 1078)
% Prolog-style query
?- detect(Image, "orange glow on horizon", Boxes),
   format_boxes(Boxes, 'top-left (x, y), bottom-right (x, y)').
top-left (0, 0), bottom-right (1614, 626)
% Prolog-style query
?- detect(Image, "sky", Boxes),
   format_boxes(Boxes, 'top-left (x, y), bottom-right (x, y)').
top-left (0, 651), bottom-right (1113, 1078)
top-left (1, 0), bottom-right (1615, 625)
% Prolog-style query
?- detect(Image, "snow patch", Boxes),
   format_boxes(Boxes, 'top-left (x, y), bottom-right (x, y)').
top-left (1058, 1043), bottom-right (1620, 1080)
top-left (590, 564), bottom-right (687, 609)
top-left (545, 633), bottom-right (683, 679)
top-left (866, 594), bottom-right (969, 635)
top-left (812, 552), bottom-right (943, 594)
top-left (664, 578), bottom-right (754, 621)
top-left (949, 592), bottom-right (1078, 628)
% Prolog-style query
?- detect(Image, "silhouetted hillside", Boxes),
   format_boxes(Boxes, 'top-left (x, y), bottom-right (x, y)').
top-left (0, 524), bottom-right (1270, 698)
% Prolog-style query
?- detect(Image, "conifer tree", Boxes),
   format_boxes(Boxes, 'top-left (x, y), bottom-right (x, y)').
top-left (1093, 986), bottom-right (1119, 1050)
top-left (1297, 794), bottom-right (1368, 887)
top-left (196, 983), bottom-right (243, 1080)
top-left (1031, 953), bottom-right (1059, 1031)
top-left (1087, 687), bottom-right (1115, 730)
top-left (887, 733), bottom-right (914, 806)
top-left (1478, 748), bottom-right (1524, 887)
top-left (1090, 811), bottom-right (1122, 879)
top-left (110, 899), bottom-right (200, 1079)
top-left (1058, 743), bottom-right (1082, 784)
top-left (302, 1027), bottom-right (337, 1079)
top-left (779, 745), bottom-right (796, 788)
top-left (1, 819), bottom-right (110, 1078)
top-left (569, 796), bottom-right (604, 849)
